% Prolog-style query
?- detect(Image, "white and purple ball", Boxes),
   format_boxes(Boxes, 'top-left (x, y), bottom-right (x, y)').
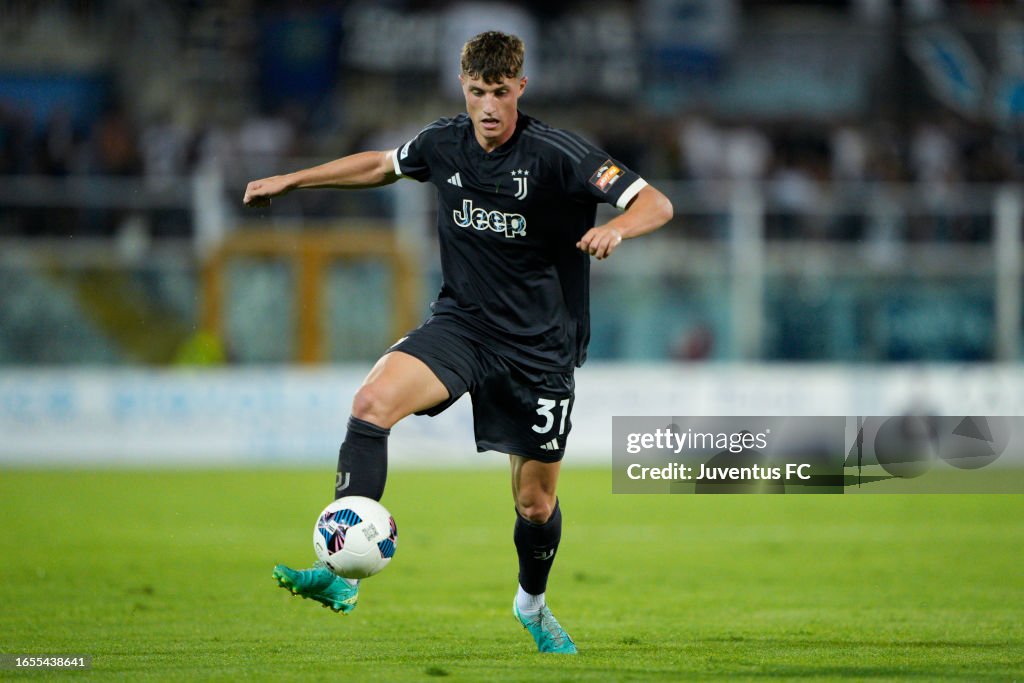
top-left (313, 496), bottom-right (397, 579)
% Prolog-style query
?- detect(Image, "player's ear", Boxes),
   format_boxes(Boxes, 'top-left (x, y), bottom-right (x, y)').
top-left (519, 76), bottom-right (528, 95)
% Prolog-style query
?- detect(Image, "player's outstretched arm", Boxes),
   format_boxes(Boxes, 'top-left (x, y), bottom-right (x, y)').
top-left (243, 150), bottom-right (400, 208)
top-left (577, 185), bottom-right (673, 260)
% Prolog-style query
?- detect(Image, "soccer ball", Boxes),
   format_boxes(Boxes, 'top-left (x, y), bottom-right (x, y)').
top-left (313, 496), bottom-right (397, 579)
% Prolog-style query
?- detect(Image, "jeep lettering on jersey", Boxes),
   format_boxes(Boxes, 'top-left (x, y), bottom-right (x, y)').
top-left (452, 199), bottom-right (527, 239)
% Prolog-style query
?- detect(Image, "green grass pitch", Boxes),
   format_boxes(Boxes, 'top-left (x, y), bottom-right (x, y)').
top-left (1, 467), bottom-right (1022, 681)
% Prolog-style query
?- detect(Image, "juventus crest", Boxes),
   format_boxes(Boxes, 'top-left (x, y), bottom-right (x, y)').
top-left (510, 168), bottom-right (529, 200)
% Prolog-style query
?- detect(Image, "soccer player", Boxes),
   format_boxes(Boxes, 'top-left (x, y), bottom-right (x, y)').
top-left (243, 31), bottom-right (672, 654)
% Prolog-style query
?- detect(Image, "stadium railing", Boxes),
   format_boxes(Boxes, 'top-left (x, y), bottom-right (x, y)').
top-left (0, 173), bottom-right (1020, 364)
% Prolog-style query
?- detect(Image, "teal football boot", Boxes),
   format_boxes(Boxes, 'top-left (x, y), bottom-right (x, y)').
top-left (513, 600), bottom-right (578, 654)
top-left (272, 561), bottom-right (358, 614)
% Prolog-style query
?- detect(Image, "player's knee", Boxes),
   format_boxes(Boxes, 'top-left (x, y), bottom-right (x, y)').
top-left (351, 383), bottom-right (398, 427)
top-left (516, 497), bottom-right (555, 525)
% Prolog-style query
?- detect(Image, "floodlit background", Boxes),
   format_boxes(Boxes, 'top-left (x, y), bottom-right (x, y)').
top-left (1, 0), bottom-right (1024, 466)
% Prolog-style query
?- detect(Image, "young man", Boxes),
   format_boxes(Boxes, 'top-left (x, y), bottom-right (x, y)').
top-left (243, 31), bottom-right (672, 654)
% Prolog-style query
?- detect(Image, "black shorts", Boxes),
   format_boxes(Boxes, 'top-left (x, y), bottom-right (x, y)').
top-left (388, 316), bottom-right (575, 462)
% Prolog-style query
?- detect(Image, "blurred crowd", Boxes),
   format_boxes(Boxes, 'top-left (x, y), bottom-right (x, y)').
top-left (663, 114), bottom-right (1018, 241)
top-left (2, 0), bottom-right (1024, 242)
top-left (3, 100), bottom-right (1018, 241)
top-left (1, 0), bottom-right (1020, 365)
top-left (2, 101), bottom-right (1017, 182)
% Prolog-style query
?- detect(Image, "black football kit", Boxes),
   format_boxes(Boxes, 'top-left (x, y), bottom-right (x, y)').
top-left (389, 111), bottom-right (647, 461)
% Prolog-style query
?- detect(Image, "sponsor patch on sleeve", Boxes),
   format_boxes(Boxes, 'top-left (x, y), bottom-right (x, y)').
top-left (589, 159), bottom-right (624, 193)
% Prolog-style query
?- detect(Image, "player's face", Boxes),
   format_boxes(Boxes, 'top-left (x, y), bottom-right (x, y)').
top-left (460, 73), bottom-right (527, 151)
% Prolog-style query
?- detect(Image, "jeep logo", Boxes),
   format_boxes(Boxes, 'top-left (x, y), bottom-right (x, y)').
top-left (452, 199), bottom-right (526, 239)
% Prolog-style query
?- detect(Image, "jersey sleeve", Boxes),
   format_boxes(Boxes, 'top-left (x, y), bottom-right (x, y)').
top-left (391, 119), bottom-right (447, 183)
top-left (558, 133), bottom-right (648, 210)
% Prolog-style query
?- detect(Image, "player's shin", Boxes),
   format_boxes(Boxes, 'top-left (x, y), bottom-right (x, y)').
top-left (335, 416), bottom-right (390, 501)
top-left (513, 498), bottom-right (562, 612)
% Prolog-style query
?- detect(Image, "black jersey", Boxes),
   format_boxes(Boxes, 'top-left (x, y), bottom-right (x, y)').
top-left (392, 111), bottom-right (647, 371)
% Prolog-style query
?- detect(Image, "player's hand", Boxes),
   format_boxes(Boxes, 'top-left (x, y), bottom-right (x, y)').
top-left (243, 175), bottom-right (292, 208)
top-left (577, 226), bottom-right (623, 260)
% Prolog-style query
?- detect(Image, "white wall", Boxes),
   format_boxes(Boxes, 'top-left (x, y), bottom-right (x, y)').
top-left (1, 364), bottom-right (1022, 466)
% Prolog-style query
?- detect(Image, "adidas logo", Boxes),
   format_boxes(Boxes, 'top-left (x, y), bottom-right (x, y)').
top-left (447, 172), bottom-right (463, 187)
top-left (540, 438), bottom-right (559, 452)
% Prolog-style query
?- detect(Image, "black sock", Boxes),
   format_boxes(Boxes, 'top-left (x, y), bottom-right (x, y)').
top-left (335, 416), bottom-right (390, 501)
top-left (513, 499), bottom-right (562, 595)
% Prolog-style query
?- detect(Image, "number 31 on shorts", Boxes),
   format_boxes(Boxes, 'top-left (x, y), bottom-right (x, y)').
top-left (532, 397), bottom-right (571, 435)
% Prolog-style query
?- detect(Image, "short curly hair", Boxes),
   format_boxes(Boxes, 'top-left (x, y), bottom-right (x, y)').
top-left (460, 31), bottom-right (524, 84)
